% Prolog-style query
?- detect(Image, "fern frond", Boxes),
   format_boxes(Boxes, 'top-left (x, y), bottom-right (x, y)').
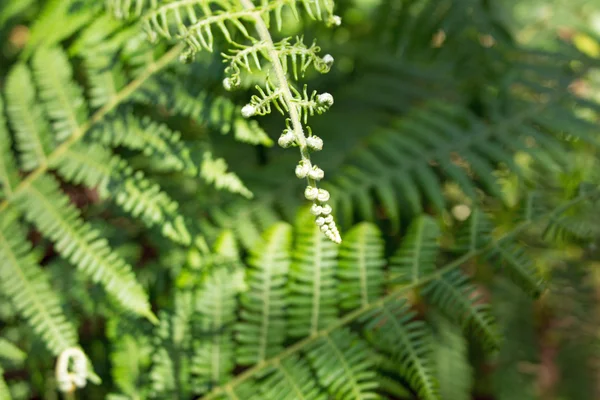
top-left (0, 98), bottom-right (19, 199)
top-left (287, 208), bottom-right (338, 337)
top-left (0, 208), bottom-right (78, 355)
top-left (454, 208), bottom-right (494, 253)
top-left (423, 270), bottom-right (499, 351)
top-left (54, 144), bottom-right (192, 244)
top-left (431, 314), bottom-right (472, 400)
top-left (32, 47), bottom-right (87, 141)
top-left (91, 112), bottom-right (196, 175)
top-left (16, 175), bottom-right (155, 321)
top-left (236, 222), bottom-right (291, 365)
top-left (362, 299), bottom-right (438, 400)
top-left (0, 339), bottom-right (25, 364)
top-left (5, 63), bottom-right (53, 171)
top-left (390, 215), bottom-right (440, 285)
top-left (337, 222), bottom-right (385, 309)
top-left (200, 152), bottom-right (253, 199)
top-left (307, 328), bottom-right (380, 399)
top-left (192, 261), bottom-right (243, 390)
top-left (0, 367), bottom-right (11, 400)
top-left (487, 243), bottom-right (544, 297)
top-left (260, 356), bottom-right (326, 400)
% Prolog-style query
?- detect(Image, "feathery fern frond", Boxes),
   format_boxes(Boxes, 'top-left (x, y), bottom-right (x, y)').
top-left (337, 222), bottom-right (385, 309)
top-left (390, 215), bottom-right (440, 285)
top-left (16, 175), bottom-right (155, 321)
top-left (306, 328), bottom-right (380, 399)
top-left (423, 270), bottom-right (500, 351)
top-left (200, 152), bottom-right (253, 199)
top-left (362, 299), bottom-right (438, 400)
top-left (5, 63), bottom-right (53, 171)
top-left (236, 222), bottom-right (291, 365)
top-left (287, 208), bottom-right (338, 337)
top-left (0, 207), bottom-right (78, 355)
top-left (0, 339), bottom-right (25, 364)
top-left (0, 98), bottom-right (19, 199)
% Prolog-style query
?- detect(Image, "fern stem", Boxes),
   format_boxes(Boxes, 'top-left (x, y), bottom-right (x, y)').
top-left (0, 43), bottom-right (185, 214)
top-left (199, 188), bottom-right (598, 399)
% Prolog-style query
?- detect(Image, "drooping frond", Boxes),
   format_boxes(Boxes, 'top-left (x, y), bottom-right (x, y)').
top-left (337, 222), bottom-right (385, 309)
top-left (287, 208), bottom-right (338, 337)
top-left (362, 299), bottom-right (438, 400)
top-left (423, 270), bottom-right (499, 351)
top-left (0, 208), bottom-right (78, 355)
top-left (16, 175), bottom-right (155, 321)
top-left (306, 328), bottom-right (380, 399)
top-left (200, 152), bottom-right (253, 199)
top-left (389, 215), bottom-right (440, 285)
top-left (259, 356), bottom-right (326, 400)
top-left (236, 222), bottom-right (291, 365)
top-left (486, 243), bottom-right (544, 297)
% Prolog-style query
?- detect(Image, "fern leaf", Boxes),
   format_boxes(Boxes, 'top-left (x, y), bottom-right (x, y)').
top-left (362, 300), bottom-right (438, 400)
top-left (390, 215), bottom-right (440, 285)
top-left (16, 175), bottom-right (155, 321)
top-left (32, 47), bottom-right (87, 141)
top-left (0, 367), bottom-right (11, 400)
top-left (487, 243), bottom-right (544, 297)
top-left (423, 270), bottom-right (500, 351)
top-left (260, 356), bottom-right (326, 400)
top-left (431, 314), bottom-right (472, 400)
top-left (287, 209), bottom-right (338, 337)
top-left (200, 152), bottom-right (253, 199)
top-left (5, 63), bottom-right (53, 171)
top-left (236, 222), bottom-right (291, 365)
top-left (110, 334), bottom-right (151, 397)
top-left (192, 264), bottom-right (243, 390)
top-left (0, 208), bottom-right (78, 355)
top-left (454, 208), bottom-right (493, 253)
top-left (0, 339), bottom-right (25, 365)
top-left (0, 97), bottom-right (19, 199)
top-left (337, 222), bottom-right (385, 309)
top-left (306, 328), bottom-right (380, 399)
top-left (54, 145), bottom-right (192, 245)
top-left (92, 113), bottom-right (196, 175)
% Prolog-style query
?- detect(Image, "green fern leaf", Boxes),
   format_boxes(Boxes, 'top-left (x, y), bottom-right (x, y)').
top-left (287, 209), bottom-right (338, 337)
top-left (5, 63), bottom-right (53, 171)
top-left (259, 356), bottom-right (326, 400)
top-left (431, 314), bottom-right (472, 400)
top-left (200, 152), bottom-right (253, 199)
top-left (337, 222), bottom-right (385, 309)
top-left (0, 367), bottom-right (11, 400)
top-left (0, 339), bottom-right (25, 365)
top-left (362, 299), bottom-right (438, 400)
top-left (390, 215), bottom-right (440, 285)
top-left (0, 208), bottom-right (78, 355)
top-left (236, 222), bottom-right (292, 365)
top-left (32, 47), bottom-right (87, 141)
top-left (306, 328), bottom-right (380, 399)
top-left (0, 97), bottom-right (19, 199)
top-left (16, 175), bottom-right (155, 322)
top-left (454, 208), bottom-right (493, 253)
top-left (423, 270), bottom-right (500, 351)
top-left (487, 243), bottom-right (544, 297)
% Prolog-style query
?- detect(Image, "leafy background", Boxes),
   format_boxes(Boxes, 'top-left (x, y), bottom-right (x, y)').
top-left (0, 0), bottom-right (599, 399)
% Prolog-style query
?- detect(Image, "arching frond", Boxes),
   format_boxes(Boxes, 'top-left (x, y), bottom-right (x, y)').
top-left (337, 222), bottom-right (385, 309)
top-left (287, 208), bottom-right (338, 337)
top-left (307, 328), bottom-right (380, 399)
top-left (389, 215), bottom-right (440, 285)
top-left (454, 208), bottom-right (494, 253)
top-left (487, 243), bottom-right (544, 297)
top-left (362, 299), bottom-right (438, 400)
top-left (423, 270), bottom-right (499, 351)
top-left (0, 208), bottom-right (78, 355)
top-left (16, 175), bottom-right (155, 321)
top-left (236, 222), bottom-right (292, 365)
top-left (200, 152), bottom-right (253, 199)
